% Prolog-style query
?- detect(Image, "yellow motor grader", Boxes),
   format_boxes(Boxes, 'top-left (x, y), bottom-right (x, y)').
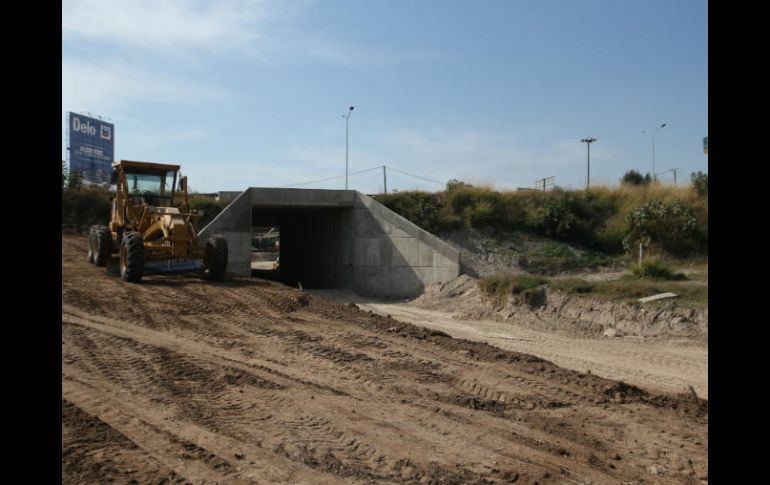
top-left (87, 160), bottom-right (228, 283)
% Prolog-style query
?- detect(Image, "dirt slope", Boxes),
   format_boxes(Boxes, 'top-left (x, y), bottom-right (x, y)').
top-left (62, 232), bottom-right (708, 484)
top-left (342, 298), bottom-right (707, 399)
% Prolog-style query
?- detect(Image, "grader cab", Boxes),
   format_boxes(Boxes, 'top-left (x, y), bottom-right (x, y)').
top-left (87, 160), bottom-right (228, 283)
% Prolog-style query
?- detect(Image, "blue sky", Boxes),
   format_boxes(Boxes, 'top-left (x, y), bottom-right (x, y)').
top-left (62, 0), bottom-right (708, 193)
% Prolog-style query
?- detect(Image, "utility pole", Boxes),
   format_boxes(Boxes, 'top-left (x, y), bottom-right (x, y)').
top-left (342, 106), bottom-right (354, 189)
top-left (382, 165), bottom-right (387, 194)
top-left (643, 123), bottom-right (666, 185)
top-left (533, 176), bottom-right (555, 191)
top-left (656, 167), bottom-right (678, 186)
top-left (580, 137), bottom-right (597, 189)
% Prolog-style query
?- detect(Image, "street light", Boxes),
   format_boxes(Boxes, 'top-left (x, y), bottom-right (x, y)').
top-left (342, 106), bottom-right (354, 189)
top-left (642, 123), bottom-right (666, 184)
top-left (580, 137), bottom-right (597, 190)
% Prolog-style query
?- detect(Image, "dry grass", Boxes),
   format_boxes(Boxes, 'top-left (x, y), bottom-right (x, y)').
top-left (377, 182), bottom-right (707, 258)
top-left (551, 275), bottom-right (708, 310)
top-left (478, 273), bottom-right (548, 298)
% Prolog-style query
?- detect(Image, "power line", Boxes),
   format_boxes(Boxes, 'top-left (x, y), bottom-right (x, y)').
top-left (278, 164), bottom-right (445, 190)
top-left (278, 173), bottom-right (345, 188)
top-left (278, 165), bottom-right (382, 188)
top-left (386, 166), bottom-right (445, 185)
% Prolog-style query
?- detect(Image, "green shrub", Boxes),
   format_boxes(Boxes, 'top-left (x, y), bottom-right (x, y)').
top-left (631, 257), bottom-right (685, 280)
top-left (540, 191), bottom-right (578, 239)
top-left (478, 273), bottom-right (548, 298)
top-left (620, 170), bottom-right (652, 186)
top-left (61, 187), bottom-right (228, 232)
top-left (623, 198), bottom-right (700, 256)
top-left (189, 197), bottom-right (227, 229)
top-left (550, 275), bottom-right (706, 309)
top-left (62, 187), bottom-right (111, 230)
top-left (373, 184), bottom-right (707, 258)
top-left (550, 278), bottom-right (595, 293)
top-left (466, 199), bottom-right (494, 227)
top-left (446, 188), bottom-right (476, 215)
top-left (690, 171), bottom-right (708, 196)
top-left (446, 179), bottom-right (473, 192)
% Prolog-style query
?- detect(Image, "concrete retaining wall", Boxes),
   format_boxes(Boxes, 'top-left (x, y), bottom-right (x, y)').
top-left (350, 193), bottom-right (459, 298)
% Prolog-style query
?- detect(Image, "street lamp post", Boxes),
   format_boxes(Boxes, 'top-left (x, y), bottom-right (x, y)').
top-left (342, 106), bottom-right (354, 189)
top-left (642, 123), bottom-right (666, 184)
top-left (580, 137), bottom-right (597, 190)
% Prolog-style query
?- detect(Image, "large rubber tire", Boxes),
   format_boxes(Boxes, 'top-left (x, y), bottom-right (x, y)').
top-left (120, 232), bottom-right (145, 283)
top-left (87, 227), bottom-right (96, 264)
top-left (94, 227), bottom-right (112, 267)
top-left (205, 235), bottom-right (228, 281)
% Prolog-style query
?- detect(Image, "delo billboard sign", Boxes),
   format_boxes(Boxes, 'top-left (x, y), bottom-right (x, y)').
top-left (68, 112), bottom-right (114, 185)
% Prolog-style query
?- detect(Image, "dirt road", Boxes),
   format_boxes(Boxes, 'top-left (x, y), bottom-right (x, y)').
top-left (63, 233), bottom-right (708, 484)
top-left (317, 293), bottom-right (707, 400)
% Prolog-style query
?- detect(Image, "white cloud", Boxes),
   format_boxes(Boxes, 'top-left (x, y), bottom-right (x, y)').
top-left (382, 128), bottom-right (524, 183)
top-left (124, 129), bottom-right (209, 149)
top-left (62, 58), bottom-right (229, 115)
top-left (62, 0), bottom-right (273, 53)
top-left (62, 0), bottom-right (432, 66)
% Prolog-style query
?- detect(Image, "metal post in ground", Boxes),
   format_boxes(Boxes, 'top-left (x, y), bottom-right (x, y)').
top-left (343, 106), bottom-right (354, 189)
top-left (580, 137), bottom-right (597, 189)
top-left (382, 165), bottom-right (387, 194)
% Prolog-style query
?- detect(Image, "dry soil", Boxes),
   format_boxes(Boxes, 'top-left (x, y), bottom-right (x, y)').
top-left (62, 232), bottom-right (708, 484)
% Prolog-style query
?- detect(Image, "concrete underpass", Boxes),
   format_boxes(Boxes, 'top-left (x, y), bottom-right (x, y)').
top-left (199, 188), bottom-right (459, 298)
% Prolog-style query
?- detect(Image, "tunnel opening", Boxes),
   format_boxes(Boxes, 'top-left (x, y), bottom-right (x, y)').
top-left (251, 225), bottom-right (280, 274)
top-left (250, 205), bottom-right (351, 289)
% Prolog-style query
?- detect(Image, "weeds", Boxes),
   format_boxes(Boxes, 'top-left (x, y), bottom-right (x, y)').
top-left (550, 275), bottom-right (707, 309)
top-left (478, 273), bottom-right (548, 298)
top-left (374, 183), bottom-right (707, 258)
top-left (631, 257), bottom-right (686, 280)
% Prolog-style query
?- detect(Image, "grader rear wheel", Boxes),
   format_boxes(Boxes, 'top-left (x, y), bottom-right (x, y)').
top-left (205, 235), bottom-right (228, 281)
top-left (94, 227), bottom-right (112, 267)
top-left (87, 227), bottom-right (96, 264)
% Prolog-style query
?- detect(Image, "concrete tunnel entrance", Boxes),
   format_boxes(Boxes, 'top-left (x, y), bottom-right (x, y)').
top-left (250, 206), bottom-right (350, 288)
top-left (199, 188), bottom-right (460, 299)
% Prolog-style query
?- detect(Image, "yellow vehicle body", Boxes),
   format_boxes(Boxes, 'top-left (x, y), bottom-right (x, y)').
top-left (88, 160), bottom-right (228, 282)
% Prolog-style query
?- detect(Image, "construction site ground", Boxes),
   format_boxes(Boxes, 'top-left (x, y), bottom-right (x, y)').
top-left (62, 232), bottom-right (708, 484)
top-left (313, 290), bottom-right (707, 400)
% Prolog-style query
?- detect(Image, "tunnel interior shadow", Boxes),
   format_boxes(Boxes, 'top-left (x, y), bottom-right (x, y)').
top-left (249, 202), bottom-right (432, 298)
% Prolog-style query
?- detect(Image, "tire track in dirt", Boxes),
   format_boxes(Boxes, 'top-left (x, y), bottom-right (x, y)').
top-left (62, 307), bottom-right (621, 483)
top-left (357, 301), bottom-right (708, 399)
top-left (62, 232), bottom-right (708, 484)
top-left (62, 399), bottom-right (184, 485)
top-left (63, 378), bottom-right (329, 484)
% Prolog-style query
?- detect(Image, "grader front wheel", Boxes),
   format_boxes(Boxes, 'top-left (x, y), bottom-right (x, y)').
top-left (120, 232), bottom-right (145, 283)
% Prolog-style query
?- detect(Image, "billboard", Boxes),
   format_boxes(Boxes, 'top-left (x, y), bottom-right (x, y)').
top-left (68, 112), bottom-right (114, 185)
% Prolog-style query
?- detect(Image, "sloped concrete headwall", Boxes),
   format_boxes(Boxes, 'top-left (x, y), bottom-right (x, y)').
top-left (349, 193), bottom-right (459, 298)
top-left (199, 188), bottom-right (459, 298)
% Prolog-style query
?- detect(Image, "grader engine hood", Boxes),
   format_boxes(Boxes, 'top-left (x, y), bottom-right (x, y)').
top-left (143, 207), bottom-right (202, 259)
